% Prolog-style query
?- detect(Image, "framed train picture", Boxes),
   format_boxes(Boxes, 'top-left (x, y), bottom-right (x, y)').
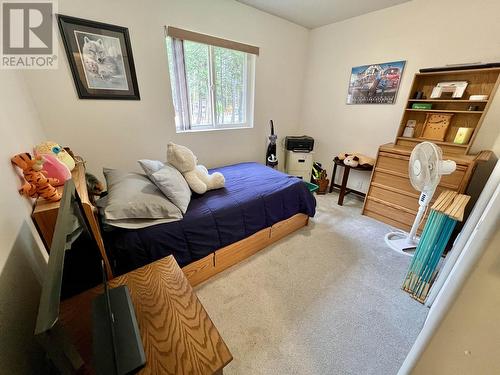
top-left (347, 60), bottom-right (406, 104)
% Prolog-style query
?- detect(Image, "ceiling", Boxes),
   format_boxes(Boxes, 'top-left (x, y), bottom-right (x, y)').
top-left (236, 0), bottom-right (411, 29)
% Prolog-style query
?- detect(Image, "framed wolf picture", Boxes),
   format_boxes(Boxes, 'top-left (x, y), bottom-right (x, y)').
top-left (346, 60), bottom-right (406, 104)
top-left (57, 15), bottom-right (140, 100)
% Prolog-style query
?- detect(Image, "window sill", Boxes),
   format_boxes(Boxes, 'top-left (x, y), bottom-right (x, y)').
top-left (176, 124), bottom-right (253, 134)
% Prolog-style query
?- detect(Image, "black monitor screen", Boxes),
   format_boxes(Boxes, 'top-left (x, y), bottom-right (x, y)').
top-left (35, 180), bottom-right (102, 335)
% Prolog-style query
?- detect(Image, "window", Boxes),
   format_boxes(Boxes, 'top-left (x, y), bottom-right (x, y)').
top-left (165, 27), bottom-right (258, 132)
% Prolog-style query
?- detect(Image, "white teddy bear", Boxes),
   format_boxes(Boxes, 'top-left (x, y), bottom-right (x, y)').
top-left (167, 142), bottom-right (225, 194)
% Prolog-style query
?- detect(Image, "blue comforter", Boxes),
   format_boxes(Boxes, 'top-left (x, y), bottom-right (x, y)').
top-left (106, 162), bottom-right (316, 274)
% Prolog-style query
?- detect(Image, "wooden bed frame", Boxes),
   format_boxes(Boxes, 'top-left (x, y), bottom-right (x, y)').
top-left (35, 162), bottom-right (310, 287)
top-left (182, 213), bottom-right (309, 286)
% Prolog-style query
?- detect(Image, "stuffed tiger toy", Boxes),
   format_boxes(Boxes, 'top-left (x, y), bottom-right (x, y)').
top-left (11, 153), bottom-right (62, 202)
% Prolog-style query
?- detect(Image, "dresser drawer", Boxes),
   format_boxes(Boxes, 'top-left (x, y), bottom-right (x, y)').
top-left (370, 184), bottom-right (449, 211)
top-left (364, 198), bottom-right (416, 226)
top-left (439, 166), bottom-right (467, 190)
top-left (377, 152), bottom-right (409, 174)
top-left (371, 170), bottom-right (417, 195)
top-left (369, 185), bottom-right (419, 211)
top-left (376, 152), bottom-right (467, 191)
top-left (373, 165), bottom-right (466, 193)
top-left (364, 198), bottom-right (427, 232)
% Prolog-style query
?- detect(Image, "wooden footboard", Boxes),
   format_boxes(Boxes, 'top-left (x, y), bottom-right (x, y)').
top-left (181, 253), bottom-right (217, 287)
top-left (182, 213), bottom-right (309, 287)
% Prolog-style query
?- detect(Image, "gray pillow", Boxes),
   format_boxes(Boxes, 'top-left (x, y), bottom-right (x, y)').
top-left (100, 214), bottom-right (177, 229)
top-left (138, 159), bottom-right (191, 213)
top-left (97, 169), bottom-right (182, 222)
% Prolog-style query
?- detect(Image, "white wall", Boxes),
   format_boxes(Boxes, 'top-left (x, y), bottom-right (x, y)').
top-left (0, 72), bottom-right (49, 374)
top-left (300, 0), bottom-right (500, 191)
top-left (24, 0), bottom-right (309, 177)
top-left (411, 202), bottom-right (500, 374)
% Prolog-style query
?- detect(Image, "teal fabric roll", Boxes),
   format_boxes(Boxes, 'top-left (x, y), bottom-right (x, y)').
top-left (402, 210), bottom-right (457, 302)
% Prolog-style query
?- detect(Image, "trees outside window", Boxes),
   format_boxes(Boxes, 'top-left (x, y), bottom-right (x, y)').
top-left (167, 37), bottom-right (255, 132)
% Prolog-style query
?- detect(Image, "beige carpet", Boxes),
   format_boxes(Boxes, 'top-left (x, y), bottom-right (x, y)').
top-left (195, 193), bottom-right (428, 375)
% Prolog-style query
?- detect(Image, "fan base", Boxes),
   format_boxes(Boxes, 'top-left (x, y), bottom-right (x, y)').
top-left (385, 232), bottom-right (418, 256)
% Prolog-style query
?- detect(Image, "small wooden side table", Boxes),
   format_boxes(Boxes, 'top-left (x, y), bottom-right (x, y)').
top-left (329, 157), bottom-right (373, 206)
top-left (60, 255), bottom-right (232, 375)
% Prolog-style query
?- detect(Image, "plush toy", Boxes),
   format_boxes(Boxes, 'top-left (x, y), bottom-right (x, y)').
top-left (40, 154), bottom-right (71, 186)
top-left (34, 141), bottom-right (75, 171)
top-left (343, 155), bottom-right (360, 167)
top-left (338, 152), bottom-right (375, 167)
top-left (166, 142), bottom-right (225, 194)
top-left (85, 172), bottom-right (105, 204)
top-left (11, 153), bottom-right (61, 202)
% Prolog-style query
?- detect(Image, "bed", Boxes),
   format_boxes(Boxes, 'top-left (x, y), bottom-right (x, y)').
top-left (104, 162), bottom-right (316, 283)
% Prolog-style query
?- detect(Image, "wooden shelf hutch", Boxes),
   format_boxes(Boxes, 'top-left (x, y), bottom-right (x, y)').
top-left (362, 67), bottom-right (499, 231)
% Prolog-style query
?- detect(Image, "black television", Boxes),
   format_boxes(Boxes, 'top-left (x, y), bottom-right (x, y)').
top-left (34, 180), bottom-right (145, 374)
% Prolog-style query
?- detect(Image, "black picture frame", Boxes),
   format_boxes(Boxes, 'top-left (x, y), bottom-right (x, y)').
top-left (57, 14), bottom-right (140, 100)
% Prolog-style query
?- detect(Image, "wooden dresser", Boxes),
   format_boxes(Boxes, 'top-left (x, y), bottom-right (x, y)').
top-left (362, 67), bottom-right (498, 231)
top-left (362, 143), bottom-right (487, 231)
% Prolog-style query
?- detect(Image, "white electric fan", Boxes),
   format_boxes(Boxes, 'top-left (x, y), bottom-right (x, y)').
top-left (385, 142), bottom-right (456, 255)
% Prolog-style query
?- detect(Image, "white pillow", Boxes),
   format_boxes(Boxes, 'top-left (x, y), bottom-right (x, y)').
top-left (138, 160), bottom-right (191, 213)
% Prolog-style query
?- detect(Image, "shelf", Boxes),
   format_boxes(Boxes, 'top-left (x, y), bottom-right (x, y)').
top-left (407, 99), bottom-right (488, 103)
top-left (416, 67), bottom-right (500, 76)
top-left (396, 137), bottom-right (469, 148)
top-left (395, 67), bottom-right (500, 156)
top-left (405, 109), bottom-right (483, 114)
